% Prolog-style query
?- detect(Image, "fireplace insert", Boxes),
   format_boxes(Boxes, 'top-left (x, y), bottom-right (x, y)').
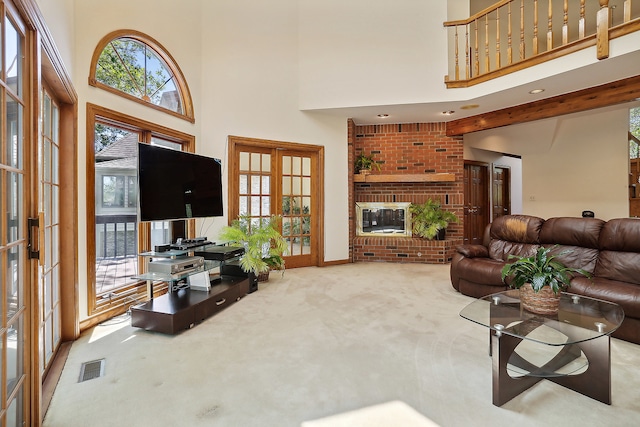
top-left (355, 202), bottom-right (411, 237)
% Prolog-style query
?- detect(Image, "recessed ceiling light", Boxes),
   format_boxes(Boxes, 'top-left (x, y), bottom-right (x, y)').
top-left (377, 114), bottom-right (389, 118)
top-left (460, 104), bottom-right (479, 110)
top-left (441, 110), bottom-right (455, 115)
top-left (529, 89), bottom-right (545, 94)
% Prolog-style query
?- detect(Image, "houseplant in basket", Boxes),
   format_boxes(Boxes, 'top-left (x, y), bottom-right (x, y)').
top-left (354, 152), bottom-right (381, 174)
top-left (500, 245), bottom-right (590, 315)
top-left (409, 198), bottom-right (458, 240)
top-left (218, 214), bottom-right (288, 282)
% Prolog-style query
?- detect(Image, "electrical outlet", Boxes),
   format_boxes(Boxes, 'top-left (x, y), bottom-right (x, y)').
top-left (529, 195), bottom-right (536, 201)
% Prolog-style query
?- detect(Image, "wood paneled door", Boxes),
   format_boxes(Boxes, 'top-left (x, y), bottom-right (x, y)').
top-left (492, 165), bottom-right (511, 220)
top-left (463, 161), bottom-right (489, 245)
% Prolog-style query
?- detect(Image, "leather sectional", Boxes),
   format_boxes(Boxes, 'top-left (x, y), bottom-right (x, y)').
top-left (450, 214), bottom-right (640, 344)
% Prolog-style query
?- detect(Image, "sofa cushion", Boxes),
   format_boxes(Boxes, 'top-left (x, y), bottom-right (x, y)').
top-left (545, 245), bottom-right (600, 275)
top-left (540, 217), bottom-right (604, 248)
top-left (488, 215), bottom-right (544, 261)
top-left (570, 276), bottom-right (640, 319)
top-left (490, 214), bottom-right (544, 244)
top-left (595, 218), bottom-right (640, 283)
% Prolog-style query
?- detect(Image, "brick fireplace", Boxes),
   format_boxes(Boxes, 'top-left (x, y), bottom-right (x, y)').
top-left (348, 120), bottom-right (464, 264)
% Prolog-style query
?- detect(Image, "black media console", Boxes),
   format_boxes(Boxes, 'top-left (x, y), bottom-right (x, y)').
top-left (130, 244), bottom-right (257, 334)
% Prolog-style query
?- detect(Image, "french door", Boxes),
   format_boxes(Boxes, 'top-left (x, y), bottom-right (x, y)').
top-left (38, 87), bottom-right (61, 380)
top-left (0, 3), bottom-right (28, 425)
top-left (228, 136), bottom-right (324, 268)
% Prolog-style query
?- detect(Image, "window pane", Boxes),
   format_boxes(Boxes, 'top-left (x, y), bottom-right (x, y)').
top-left (239, 175), bottom-right (248, 194)
top-left (261, 153), bottom-right (271, 172)
top-left (303, 157), bottom-right (311, 175)
top-left (250, 175), bottom-right (261, 195)
top-left (6, 317), bottom-right (24, 401)
top-left (261, 176), bottom-right (270, 194)
top-left (303, 177), bottom-right (311, 196)
top-left (6, 95), bottom-right (23, 169)
top-left (239, 196), bottom-right (248, 215)
top-left (250, 153), bottom-right (261, 172)
top-left (240, 152), bottom-right (249, 171)
top-left (282, 156), bottom-right (291, 174)
top-left (5, 17), bottom-right (22, 97)
top-left (292, 156), bottom-right (301, 175)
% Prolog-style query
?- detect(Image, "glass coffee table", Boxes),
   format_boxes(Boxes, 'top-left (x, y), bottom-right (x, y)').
top-left (460, 289), bottom-right (624, 406)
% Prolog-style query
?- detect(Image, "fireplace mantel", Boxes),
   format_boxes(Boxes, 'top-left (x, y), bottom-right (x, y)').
top-left (353, 173), bottom-right (455, 183)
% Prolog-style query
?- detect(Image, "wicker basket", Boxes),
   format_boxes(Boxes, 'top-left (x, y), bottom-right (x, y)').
top-left (257, 271), bottom-right (270, 282)
top-left (519, 284), bottom-right (560, 315)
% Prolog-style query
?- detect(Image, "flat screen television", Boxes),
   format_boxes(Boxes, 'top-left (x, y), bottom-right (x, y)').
top-left (137, 143), bottom-right (223, 222)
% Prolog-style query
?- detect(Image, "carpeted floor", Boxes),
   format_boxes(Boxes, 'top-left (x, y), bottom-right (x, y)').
top-left (44, 263), bottom-right (640, 427)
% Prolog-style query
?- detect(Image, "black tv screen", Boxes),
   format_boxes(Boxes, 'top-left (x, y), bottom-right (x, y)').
top-left (137, 143), bottom-right (223, 222)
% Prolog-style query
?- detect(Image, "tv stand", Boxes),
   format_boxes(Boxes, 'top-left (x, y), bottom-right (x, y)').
top-left (130, 243), bottom-right (256, 334)
top-left (130, 275), bottom-right (250, 334)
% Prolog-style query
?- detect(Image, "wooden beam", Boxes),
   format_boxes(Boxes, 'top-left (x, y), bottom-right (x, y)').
top-left (446, 75), bottom-right (640, 136)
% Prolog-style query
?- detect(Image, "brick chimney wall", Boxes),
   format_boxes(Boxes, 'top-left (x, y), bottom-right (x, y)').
top-left (349, 121), bottom-right (464, 264)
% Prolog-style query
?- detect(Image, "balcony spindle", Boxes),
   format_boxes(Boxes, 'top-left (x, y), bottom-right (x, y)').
top-left (454, 26), bottom-right (460, 81)
top-left (474, 19), bottom-right (480, 77)
top-left (496, 9), bottom-right (501, 68)
top-left (465, 24), bottom-right (470, 79)
top-left (563, 0), bottom-right (569, 44)
top-left (485, 15), bottom-right (490, 73)
top-left (533, 0), bottom-right (539, 55)
top-left (624, 0), bottom-right (631, 22)
top-left (508, 2), bottom-right (513, 64)
top-left (579, 0), bottom-right (586, 37)
top-left (547, 0), bottom-right (554, 50)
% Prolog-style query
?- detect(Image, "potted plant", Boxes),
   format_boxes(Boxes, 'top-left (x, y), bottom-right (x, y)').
top-left (218, 215), bottom-right (288, 282)
top-left (501, 245), bottom-right (590, 315)
top-left (354, 152), bottom-right (382, 174)
top-left (409, 199), bottom-right (458, 240)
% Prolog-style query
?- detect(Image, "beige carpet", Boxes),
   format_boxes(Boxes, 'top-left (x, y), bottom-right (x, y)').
top-left (44, 263), bottom-right (640, 427)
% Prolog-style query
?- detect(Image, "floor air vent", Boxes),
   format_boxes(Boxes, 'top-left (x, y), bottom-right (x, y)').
top-left (79, 359), bottom-right (105, 382)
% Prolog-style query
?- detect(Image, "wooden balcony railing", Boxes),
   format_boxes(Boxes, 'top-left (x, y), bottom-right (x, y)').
top-left (444, 0), bottom-right (640, 87)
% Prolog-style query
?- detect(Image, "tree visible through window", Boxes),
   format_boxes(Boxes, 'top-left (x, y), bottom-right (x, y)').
top-left (90, 30), bottom-right (194, 121)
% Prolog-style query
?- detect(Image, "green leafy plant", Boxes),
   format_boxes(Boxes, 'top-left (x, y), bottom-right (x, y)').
top-left (354, 152), bottom-right (382, 173)
top-left (218, 215), bottom-right (288, 277)
top-left (409, 199), bottom-right (458, 240)
top-left (501, 246), bottom-right (590, 294)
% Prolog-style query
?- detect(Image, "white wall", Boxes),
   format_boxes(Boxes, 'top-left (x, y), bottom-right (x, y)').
top-left (36, 0), bottom-right (75, 81)
top-left (298, 0), bottom-right (451, 109)
top-left (466, 106), bottom-right (631, 221)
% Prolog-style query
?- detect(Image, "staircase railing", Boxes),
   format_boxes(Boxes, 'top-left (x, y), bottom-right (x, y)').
top-left (444, 0), bottom-right (640, 87)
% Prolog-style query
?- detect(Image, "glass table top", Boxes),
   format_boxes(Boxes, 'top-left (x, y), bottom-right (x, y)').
top-left (460, 289), bottom-right (625, 346)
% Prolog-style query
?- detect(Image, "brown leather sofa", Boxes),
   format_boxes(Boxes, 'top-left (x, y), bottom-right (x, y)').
top-left (450, 214), bottom-right (640, 345)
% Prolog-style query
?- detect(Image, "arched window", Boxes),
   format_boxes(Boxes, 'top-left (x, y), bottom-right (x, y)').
top-left (89, 30), bottom-right (194, 122)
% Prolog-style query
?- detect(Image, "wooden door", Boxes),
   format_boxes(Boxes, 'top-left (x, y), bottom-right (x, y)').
top-left (464, 162), bottom-right (489, 245)
top-left (228, 137), bottom-right (324, 269)
top-left (492, 166), bottom-right (511, 220)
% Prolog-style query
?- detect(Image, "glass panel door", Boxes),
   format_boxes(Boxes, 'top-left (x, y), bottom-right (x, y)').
top-left (279, 151), bottom-right (316, 268)
top-left (38, 89), bottom-right (61, 377)
top-left (1, 8), bottom-right (27, 426)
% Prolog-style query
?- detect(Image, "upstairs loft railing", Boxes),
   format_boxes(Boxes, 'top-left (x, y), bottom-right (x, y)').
top-left (444, 0), bottom-right (640, 87)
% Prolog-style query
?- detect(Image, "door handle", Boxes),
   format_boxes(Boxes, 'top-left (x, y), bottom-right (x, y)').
top-left (28, 217), bottom-right (40, 260)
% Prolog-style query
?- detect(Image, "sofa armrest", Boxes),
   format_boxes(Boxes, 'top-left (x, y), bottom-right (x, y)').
top-left (456, 244), bottom-right (489, 258)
